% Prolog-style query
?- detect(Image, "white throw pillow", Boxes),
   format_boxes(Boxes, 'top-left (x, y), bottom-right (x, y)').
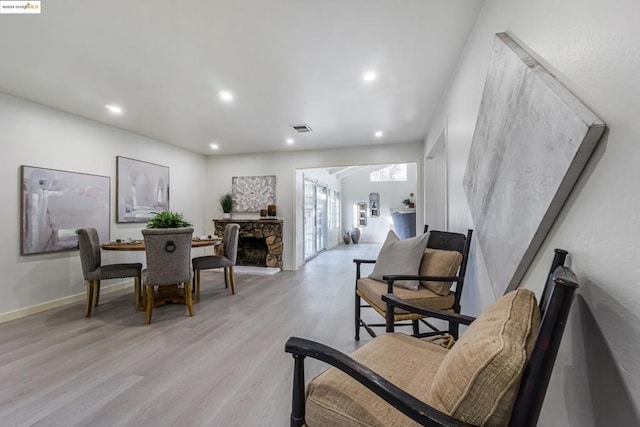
top-left (368, 231), bottom-right (430, 290)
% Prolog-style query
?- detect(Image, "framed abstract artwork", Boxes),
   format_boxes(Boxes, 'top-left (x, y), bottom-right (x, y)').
top-left (463, 33), bottom-right (605, 295)
top-left (116, 156), bottom-right (169, 223)
top-left (232, 175), bottom-right (276, 213)
top-left (20, 165), bottom-right (110, 255)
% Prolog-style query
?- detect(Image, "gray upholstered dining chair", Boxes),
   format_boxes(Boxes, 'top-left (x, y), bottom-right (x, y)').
top-left (141, 227), bottom-right (195, 325)
top-left (76, 228), bottom-right (143, 317)
top-left (192, 223), bottom-right (240, 299)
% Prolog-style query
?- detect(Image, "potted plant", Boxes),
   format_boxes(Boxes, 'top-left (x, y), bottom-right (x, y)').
top-left (146, 211), bottom-right (192, 228)
top-left (402, 193), bottom-right (416, 209)
top-left (219, 193), bottom-right (233, 219)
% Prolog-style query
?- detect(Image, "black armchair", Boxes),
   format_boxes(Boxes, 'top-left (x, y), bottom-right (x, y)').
top-left (287, 249), bottom-right (577, 426)
top-left (354, 229), bottom-right (473, 340)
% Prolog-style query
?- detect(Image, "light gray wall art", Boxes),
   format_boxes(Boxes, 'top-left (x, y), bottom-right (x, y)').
top-left (232, 175), bottom-right (276, 213)
top-left (21, 166), bottom-right (110, 255)
top-left (116, 156), bottom-right (169, 223)
top-left (463, 33), bottom-right (605, 295)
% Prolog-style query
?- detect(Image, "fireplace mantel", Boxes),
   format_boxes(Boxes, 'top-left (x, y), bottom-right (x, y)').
top-left (213, 219), bottom-right (283, 269)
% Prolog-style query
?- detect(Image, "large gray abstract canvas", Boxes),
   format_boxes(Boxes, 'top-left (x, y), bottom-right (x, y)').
top-left (117, 156), bottom-right (169, 223)
top-left (463, 33), bottom-right (605, 295)
top-left (21, 166), bottom-right (110, 255)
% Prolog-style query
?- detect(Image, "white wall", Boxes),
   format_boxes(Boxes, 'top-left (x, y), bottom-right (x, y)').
top-left (342, 163), bottom-right (418, 243)
top-left (1, 92), bottom-right (208, 317)
top-left (424, 0), bottom-right (640, 424)
top-left (206, 142), bottom-right (424, 270)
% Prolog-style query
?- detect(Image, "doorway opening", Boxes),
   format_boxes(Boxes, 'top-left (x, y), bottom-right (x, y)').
top-left (295, 162), bottom-right (420, 268)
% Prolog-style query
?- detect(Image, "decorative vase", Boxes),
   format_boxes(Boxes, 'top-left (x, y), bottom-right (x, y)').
top-left (350, 227), bottom-right (361, 244)
top-left (223, 212), bottom-right (231, 219)
top-left (343, 230), bottom-right (351, 245)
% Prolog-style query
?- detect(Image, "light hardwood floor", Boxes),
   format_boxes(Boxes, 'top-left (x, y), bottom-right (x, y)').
top-left (0, 243), bottom-right (383, 426)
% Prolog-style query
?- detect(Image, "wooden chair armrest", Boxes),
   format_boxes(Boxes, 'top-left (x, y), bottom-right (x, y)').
top-left (354, 259), bottom-right (377, 280)
top-left (382, 275), bottom-right (462, 294)
top-left (353, 258), bottom-right (377, 264)
top-left (284, 337), bottom-right (474, 427)
top-left (383, 274), bottom-right (463, 283)
top-left (382, 294), bottom-right (476, 325)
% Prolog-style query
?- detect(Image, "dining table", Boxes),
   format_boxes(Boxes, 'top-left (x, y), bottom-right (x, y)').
top-left (102, 236), bottom-right (222, 309)
top-left (101, 236), bottom-right (222, 251)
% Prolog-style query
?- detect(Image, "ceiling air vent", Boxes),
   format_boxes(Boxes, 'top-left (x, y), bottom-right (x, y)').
top-left (292, 124), bottom-right (312, 133)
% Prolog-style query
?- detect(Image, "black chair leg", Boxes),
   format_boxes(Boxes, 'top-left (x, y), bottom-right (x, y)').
top-left (412, 319), bottom-right (419, 335)
top-left (355, 293), bottom-right (361, 340)
top-left (450, 322), bottom-right (459, 341)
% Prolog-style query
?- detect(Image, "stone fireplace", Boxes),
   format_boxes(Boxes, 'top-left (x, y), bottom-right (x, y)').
top-left (213, 219), bottom-right (283, 269)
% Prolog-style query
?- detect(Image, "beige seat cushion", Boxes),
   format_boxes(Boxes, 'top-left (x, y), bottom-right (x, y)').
top-left (419, 248), bottom-right (463, 296)
top-left (306, 333), bottom-right (449, 427)
top-left (357, 277), bottom-right (455, 316)
top-left (426, 288), bottom-right (541, 426)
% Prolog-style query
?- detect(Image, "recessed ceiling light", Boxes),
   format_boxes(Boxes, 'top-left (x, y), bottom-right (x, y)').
top-left (219, 90), bottom-right (234, 102)
top-left (374, 130), bottom-right (384, 138)
top-left (286, 138), bottom-right (294, 145)
top-left (209, 143), bottom-right (219, 150)
top-left (363, 70), bottom-right (377, 83)
top-left (105, 104), bottom-right (123, 114)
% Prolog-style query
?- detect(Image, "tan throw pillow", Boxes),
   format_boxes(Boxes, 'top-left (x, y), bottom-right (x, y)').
top-left (368, 231), bottom-right (430, 291)
top-left (419, 248), bottom-right (463, 296)
top-left (426, 288), bottom-right (541, 426)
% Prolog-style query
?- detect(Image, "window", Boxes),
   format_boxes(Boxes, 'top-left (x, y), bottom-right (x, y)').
top-left (370, 164), bottom-right (407, 182)
top-left (328, 189), bottom-right (340, 229)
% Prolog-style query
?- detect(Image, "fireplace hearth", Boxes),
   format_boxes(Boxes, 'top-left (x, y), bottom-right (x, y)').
top-left (213, 219), bottom-right (283, 269)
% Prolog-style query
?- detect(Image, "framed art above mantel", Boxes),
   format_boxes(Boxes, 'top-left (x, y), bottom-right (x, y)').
top-left (232, 175), bottom-right (276, 213)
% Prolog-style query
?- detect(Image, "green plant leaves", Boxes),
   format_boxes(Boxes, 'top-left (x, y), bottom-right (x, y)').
top-left (218, 193), bottom-right (233, 213)
top-left (146, 211), bottom-right (192, 228)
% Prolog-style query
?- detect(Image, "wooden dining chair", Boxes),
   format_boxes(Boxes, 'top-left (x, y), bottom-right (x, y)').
top-left (141, 227), bottom-right (194, 324)
top-left (76, 228), bottom-right (142, 317)
top-left (192, 223), bottom-right (240, 299)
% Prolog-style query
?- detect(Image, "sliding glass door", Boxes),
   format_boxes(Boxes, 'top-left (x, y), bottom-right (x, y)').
top-left (303, 177), bottom-right (328, 260)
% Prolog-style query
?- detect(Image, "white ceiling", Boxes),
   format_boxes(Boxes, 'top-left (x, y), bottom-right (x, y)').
top-left (0, 0), bottom-right (484, 155)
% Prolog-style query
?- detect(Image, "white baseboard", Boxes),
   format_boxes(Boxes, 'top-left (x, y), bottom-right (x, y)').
top-left (0, 281), bottom-right (132, 324)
